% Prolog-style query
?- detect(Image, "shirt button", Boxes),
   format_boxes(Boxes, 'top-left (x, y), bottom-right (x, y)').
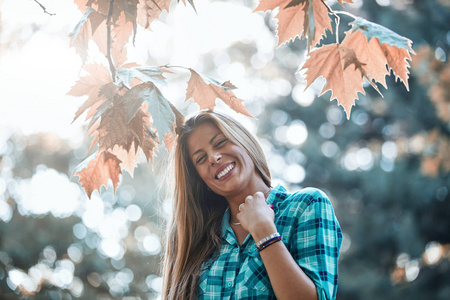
top-left (227, 282), bottom-right (233, 287)
top-left (234, 248), bottom-right (239, 253)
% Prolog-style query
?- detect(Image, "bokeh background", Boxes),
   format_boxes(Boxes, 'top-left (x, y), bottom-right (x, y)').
top-left (0, 0), bottom-right (449, 299)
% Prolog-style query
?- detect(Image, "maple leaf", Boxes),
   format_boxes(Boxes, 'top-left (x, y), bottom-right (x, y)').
top-left (349, 17), bottom-right (414, 90)
top-left (69, 7), bottom-right (107, 62)
top-left (75, 151), bottom-right (122, 198)
top-left (116, 66), bottom-right (167, 88)
top-left (137, 0), bottom-right (172, 29)
top-left (341, 29), bottom-right (389, 89)
top-left (120, 82), bottom-right (176, 140)
top-left (185, 69), bottom-right (253, 117)
top-left (111, 11), bottom-right (134, 66)
top-left (254, 0), bottom-right (332, 49)
top-left (96, 101), bottom-right (158, 164)
top-left (163, 131), bottom-right (177, 154)
top-left (67, 64), bottom-right (113, 122)
top-left (169, 101), bottom-right (185, 135)
top-left (111, 143), bottom-right (140, 177)
top-left (97, 103), bottom-right (145, 152)
top-left (301, 43), bottom-right (367, 118)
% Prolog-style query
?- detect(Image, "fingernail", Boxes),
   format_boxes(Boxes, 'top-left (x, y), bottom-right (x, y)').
top-left (269, 204), bottom-right (274, 209)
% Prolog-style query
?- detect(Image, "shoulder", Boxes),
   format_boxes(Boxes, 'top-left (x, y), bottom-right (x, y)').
top-left (270, 185), bottom-right (336, 222)
top-left (271, 185), bottom-right (331, 209)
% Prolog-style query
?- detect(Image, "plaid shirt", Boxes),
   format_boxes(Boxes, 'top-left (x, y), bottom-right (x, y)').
top-left (198, 185), bottom-right (342, 300)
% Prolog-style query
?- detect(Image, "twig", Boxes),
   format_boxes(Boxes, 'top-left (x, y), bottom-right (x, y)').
top-left (33, 0), bottom-right (55, 16)
top-left (106, 0), bottom-right (116, 80)
top-left (160, 64), bottom-right (191, 71)
top-left (334, 10), bottom-right (358, 20)
top-left (320, 0), bottom-right (357, 44)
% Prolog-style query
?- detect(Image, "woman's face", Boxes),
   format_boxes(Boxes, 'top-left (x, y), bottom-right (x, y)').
top-left (187, 122), bottom-right (260, 198)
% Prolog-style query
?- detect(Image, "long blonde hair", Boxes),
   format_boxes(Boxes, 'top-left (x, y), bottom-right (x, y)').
top-left (162, 110), bottom-right (271, 300)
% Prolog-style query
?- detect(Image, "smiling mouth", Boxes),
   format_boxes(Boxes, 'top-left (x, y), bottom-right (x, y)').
top-left (216, 163), bottom-right (235, 180)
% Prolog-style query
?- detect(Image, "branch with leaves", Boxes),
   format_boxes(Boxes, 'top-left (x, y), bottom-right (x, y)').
top-left (67, 0), bottom-right (414, 198)
top-left (254, 0), bottom-right (414, 118)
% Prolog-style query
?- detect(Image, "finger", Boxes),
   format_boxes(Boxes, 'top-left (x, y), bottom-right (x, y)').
top-left (254, 191), bottom-right (265, 201)
top-left (245, 195), bottom-right (253, 204)
top-left (238, 203), bottom-right (245, 212)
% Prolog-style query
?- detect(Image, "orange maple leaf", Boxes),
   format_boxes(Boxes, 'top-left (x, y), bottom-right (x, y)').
top-left (301, 43), bottom-right (367, 118)
top-left (349, 17), bottom-right (414, 90)
top-left (185, 69), bottom-right (252, 117)
top-left (111, 143), bottom-right (140, 177)
top-left (254, 0), bottom-right (332, 49)
top-left (97, 104), bottom-right (147, 152)
top-left (67, 64), bottom-right (113, 122)
top-left (96, 102), bottom-right (158, 163)
top-left (111, 11), bottom-right (133, 67)
top-left (69, 8), bottom-right (107, 62)
top-left (341, 30), bottom-right (390, 89)
top-left (76, 151), bottom-right (122, 198)
top-left (137, 0), bottom-right (172, 29)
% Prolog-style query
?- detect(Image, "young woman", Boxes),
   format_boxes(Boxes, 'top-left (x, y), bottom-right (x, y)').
top-left (162, 110), bottom-right (342, 300)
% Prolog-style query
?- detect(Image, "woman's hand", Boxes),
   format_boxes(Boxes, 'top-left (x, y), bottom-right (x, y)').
top-left (236, 192), bottom-right (277, 241)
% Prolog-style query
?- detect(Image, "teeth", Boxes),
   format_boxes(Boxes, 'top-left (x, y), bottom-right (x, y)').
top-left (217, 164), bottom-right (234, 179)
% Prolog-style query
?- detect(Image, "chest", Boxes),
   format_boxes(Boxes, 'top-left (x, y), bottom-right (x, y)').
top-left (198, 243), bottom-right (279, 300)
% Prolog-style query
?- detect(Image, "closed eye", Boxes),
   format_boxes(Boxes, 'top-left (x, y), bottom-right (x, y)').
top-left (196, 155), bottom-right (206, 164)
top-left (215, 138), bottom-right (227, 148)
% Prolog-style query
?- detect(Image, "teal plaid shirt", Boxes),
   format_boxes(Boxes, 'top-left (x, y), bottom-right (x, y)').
top-left (198, 185), bottom-right (342, 300)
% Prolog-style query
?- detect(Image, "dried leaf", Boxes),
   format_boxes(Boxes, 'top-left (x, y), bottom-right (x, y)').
top-left (75, 151), bottom-right (122, 198)
top-left (341, 29), bottom-right (389, 89)
top-left (120, 82), bottom-right (175, 140)
top-left (67, 64), bottom-right (113, 122)
top-left (137, 0), bottom-right (172, 29)
top-left (301, 43), bottom-right (366, 118)
top-left (97, 103), bottom-right (147, 152)
top-left (111, 143), bottom-right (140, 177)
top-left (163, 131), bottom-right (177, 154)
top-left (169, 101), bottom-right (185, 135)
top-left (185, 69), bottom-right (252, 117)
top-left (69, 7), bottom-right (106, 62)
top-left (350, 17), bottom-right (414, 90)
top-left (111, 11), bottom-right (133, 66)
top-left (254, 0), bottom-right (332, 49)
top-left (116, 66), bottom-right (167, 88)
top-left (308, 0), bottom-right (333, 48)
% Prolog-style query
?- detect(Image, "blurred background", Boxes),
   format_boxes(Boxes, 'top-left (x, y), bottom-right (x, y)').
top-left (0, 0), bottom-right (449, 299)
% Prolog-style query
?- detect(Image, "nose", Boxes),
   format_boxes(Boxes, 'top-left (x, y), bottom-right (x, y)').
top-left (209, 152), bottom-right (221, 166)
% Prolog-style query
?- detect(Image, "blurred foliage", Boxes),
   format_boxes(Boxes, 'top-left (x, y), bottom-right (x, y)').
top-left (1, 0), bottom-right (449, 299)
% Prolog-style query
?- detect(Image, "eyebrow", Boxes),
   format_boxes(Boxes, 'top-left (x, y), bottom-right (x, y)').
top-left (192, 133), bottom-right (222, 158)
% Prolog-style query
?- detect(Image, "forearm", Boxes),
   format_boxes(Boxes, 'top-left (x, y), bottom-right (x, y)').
top-left (253, 226), bottom-right (318, 300)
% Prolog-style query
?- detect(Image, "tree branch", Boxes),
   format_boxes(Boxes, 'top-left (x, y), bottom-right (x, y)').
top-left (106, 0), bottom-right (116, 80)
top-left (33, 0), bottom-right (55, 16)
top-left (320, 0), bottom-right (357, 44)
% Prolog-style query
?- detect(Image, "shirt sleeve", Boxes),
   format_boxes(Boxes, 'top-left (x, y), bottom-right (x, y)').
top-left (288, 188), bottom-right (342, 300)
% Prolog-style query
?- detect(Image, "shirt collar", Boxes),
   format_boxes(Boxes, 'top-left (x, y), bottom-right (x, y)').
top-left (221, 208), bottom-right (236, 245)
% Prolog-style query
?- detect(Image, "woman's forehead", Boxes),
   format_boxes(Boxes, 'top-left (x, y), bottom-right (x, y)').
top-left (187, 122), bottom-right (223, 153)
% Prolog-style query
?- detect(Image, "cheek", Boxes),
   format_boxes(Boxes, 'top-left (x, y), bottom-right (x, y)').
top-left (195, 165), bottom-right (209, 181)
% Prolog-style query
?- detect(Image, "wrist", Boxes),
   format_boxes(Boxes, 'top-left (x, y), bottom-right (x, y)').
top-left (250, 223), bottom-right (277, 242)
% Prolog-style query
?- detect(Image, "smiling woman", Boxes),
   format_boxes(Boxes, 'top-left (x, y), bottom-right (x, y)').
top-left (162, 110), bottom-right (343, 300)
